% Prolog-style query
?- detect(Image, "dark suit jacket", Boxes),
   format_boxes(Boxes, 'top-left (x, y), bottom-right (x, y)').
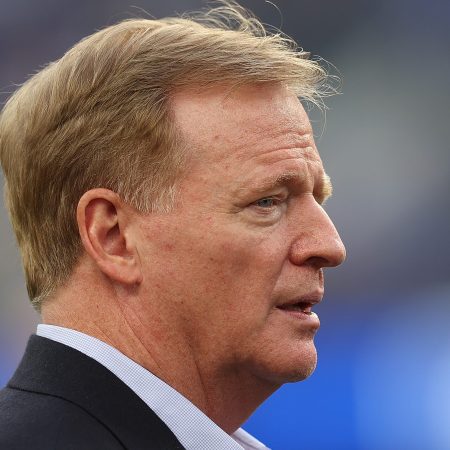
top-left (0, 335), bottom-right (185, 449)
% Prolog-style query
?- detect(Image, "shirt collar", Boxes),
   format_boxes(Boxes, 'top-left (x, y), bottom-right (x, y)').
top-left (37, 324), bottom-right (269, 450)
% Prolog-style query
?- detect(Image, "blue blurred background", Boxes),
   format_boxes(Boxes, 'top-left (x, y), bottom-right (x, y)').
top-left (1, 0), bottom-right (449, 449)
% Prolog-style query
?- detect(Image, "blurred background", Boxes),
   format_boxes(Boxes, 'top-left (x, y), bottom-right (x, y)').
top-left (1, 0), bottom-right (449, 448)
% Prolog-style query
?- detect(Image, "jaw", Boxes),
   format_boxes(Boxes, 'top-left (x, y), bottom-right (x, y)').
top-left (240, 338), bottom-right (318, 386)
top-left (217, 308), bottom-right (319, 390)
top-left (201, 332), bottom-right (318, 433)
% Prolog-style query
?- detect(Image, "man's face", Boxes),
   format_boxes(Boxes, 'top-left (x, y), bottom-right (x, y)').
top-left (136, 84), bottom-right (345, 388)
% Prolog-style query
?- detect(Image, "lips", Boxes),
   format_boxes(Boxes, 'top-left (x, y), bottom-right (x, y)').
top-left (275, 292), bottom-right (323, 324)
top-left (277, 301), bottom-right (315, 315)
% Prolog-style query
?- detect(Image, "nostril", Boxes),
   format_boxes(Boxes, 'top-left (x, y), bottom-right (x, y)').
top-left (305, 255), bottom-right (333, 269)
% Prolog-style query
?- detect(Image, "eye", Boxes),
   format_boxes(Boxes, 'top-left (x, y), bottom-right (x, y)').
top-left (247, 195), bottom-right (287, 223)
top-left (254, 197), bottom-right (276, 208)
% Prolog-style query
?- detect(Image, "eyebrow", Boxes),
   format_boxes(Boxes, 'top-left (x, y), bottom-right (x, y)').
top-left (244, 170), bottom-right (333, 204)
top-left (319, 172), bottom-right (333, 204)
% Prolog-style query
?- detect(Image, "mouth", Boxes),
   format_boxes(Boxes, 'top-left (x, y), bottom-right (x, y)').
top-left (275, 294), bottom-right (322, 327)
top-left (276, 301), bottom-right (315, 315)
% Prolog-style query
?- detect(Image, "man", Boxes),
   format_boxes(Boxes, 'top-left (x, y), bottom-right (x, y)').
top-left (0, 2), bottom-right (345, 449)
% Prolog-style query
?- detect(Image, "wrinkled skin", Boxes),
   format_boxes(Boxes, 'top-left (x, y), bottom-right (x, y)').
top-left (134, 84), bottom-right (346, 389)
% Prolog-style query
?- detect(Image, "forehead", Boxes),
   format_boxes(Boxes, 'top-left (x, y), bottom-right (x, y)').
top-left (171, 83), bottom-right (316, 164)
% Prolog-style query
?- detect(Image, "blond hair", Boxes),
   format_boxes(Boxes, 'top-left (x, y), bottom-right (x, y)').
top-left (0, 1), bottom-right (331, 310)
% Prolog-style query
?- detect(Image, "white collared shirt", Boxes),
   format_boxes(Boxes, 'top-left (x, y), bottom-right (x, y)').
top-left (37, 324), bottom-right (269, 450)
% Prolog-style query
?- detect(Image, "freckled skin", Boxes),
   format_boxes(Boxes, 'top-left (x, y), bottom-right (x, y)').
top-left (43, 83), bottom-right (346, 433)
top-left (134, 84), bottom-right (346, 391)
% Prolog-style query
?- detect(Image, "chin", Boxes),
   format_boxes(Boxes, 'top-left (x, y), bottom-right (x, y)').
top-left (252, 342), bottom-right (318, 386)
top-left (286, 357), bottom-right (317, 383)
top-left (279, 351), bottom-right (318, 383)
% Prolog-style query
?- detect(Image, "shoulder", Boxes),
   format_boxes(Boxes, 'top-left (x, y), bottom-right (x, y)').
top-left (0, 386), bottom-right (124, 450)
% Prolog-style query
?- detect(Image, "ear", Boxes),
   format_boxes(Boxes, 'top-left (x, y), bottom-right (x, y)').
top-left (76, 189), bottom-right (143, 286)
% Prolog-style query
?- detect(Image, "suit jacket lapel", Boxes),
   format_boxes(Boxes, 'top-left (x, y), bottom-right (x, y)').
top-left (8, 335), bottom-right (185, 450)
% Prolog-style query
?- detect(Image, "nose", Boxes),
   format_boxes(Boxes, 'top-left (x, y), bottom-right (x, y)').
top-left (289, 200), bottom-right (346, 269)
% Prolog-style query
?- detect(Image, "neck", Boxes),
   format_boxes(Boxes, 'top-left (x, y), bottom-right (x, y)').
top-left (41, 274), bottom-right (277, 434)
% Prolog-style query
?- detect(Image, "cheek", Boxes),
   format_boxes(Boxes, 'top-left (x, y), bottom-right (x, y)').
top-left (144, 217), bottom-right (288, 318)
top-left (190, 232), bottom-right (288, 324)
top-left (205, 233), bottom-right (282, 282)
